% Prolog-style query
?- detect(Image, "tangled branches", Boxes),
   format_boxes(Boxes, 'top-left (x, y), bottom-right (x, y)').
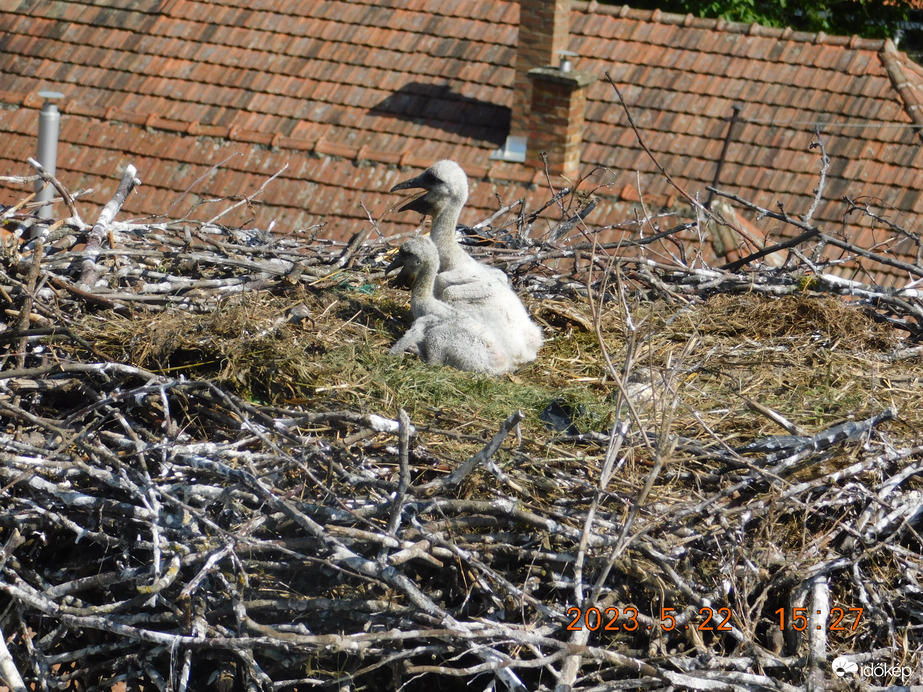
top-left (0, 158), bottom-right (921, 691)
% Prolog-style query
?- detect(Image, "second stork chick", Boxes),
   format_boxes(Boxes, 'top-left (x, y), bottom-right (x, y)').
top-left (388, 236), bottom-right (514, 375)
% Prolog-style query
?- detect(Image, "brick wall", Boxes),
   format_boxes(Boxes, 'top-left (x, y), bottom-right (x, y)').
top-left (526, 67), bottom-right (594, 179)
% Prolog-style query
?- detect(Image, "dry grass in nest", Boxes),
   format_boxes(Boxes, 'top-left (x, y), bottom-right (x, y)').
top-left (75, 278), bottom-right (923, 488)
top-left (695, 292), bottom-right (897, 348)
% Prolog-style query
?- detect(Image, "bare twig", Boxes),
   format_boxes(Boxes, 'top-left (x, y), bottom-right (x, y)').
top-left (78, 164), bottom-right (141, 288)
top-left (26, 157), bottom-right (83, 224)
top-left (205, 163), bottom-right (288, 226)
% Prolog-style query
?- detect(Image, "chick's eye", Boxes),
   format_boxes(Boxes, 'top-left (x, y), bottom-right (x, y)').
top-left (421, 171), bottom-right (441, 186)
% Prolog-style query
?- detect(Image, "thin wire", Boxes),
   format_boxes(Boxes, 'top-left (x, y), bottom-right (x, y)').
top-left (615, 111), bottom-right (922, 130)
top-left (740, 118), bottom-right (922, 129)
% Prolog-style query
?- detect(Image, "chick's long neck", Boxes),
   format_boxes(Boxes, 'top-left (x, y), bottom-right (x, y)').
top-left (410, 255), bottom-right (438, 304)
top-left (429, 202), bottom-right (472, 271)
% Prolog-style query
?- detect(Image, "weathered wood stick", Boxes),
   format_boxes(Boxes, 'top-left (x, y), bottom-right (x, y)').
top-left (78, 163), bottom-right (140, 288)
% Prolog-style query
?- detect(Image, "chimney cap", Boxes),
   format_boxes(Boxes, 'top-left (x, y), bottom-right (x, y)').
top-left (38, 90), bottom-right (65, 100)
top-left (528, 65), bottom-right (596, 88)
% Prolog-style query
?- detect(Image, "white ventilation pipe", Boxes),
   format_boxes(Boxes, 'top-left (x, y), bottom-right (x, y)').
top-left (557, 50), bottom-right (577, 73)
top-left (35, 91), bottom-right (64, 219)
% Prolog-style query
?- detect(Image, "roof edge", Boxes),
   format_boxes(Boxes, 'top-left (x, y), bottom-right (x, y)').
top-left (577, 0), bottom-right (887, 50)
top-left (879, 39), bottom-right (923, 144)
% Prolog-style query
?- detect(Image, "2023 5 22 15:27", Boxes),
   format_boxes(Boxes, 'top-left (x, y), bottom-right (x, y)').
top-left (565, 606), bottom-right (863, 632)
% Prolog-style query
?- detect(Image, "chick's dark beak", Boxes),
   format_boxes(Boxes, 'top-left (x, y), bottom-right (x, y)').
top-left (394, 191), bottom-right (430, 214)
top-left (385, 250), bottom-right (416, 288)
top-left (389, 174), bottom-right (424, 194)
top-left (385, 251), bottom-right (407, 275)
top-left (389, 171), bottom-right (437, 214)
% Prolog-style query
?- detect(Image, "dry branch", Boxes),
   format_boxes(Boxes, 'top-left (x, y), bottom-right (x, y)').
top-left (78, 164), bottom-right (141, 289)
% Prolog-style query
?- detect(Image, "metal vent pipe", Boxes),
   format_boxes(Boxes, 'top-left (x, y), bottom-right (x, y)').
top-left (35, 91), bottom-right (64, 220)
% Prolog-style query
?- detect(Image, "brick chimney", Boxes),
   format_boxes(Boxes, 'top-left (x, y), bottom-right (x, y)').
top-left (493, 0), bottom-right (595, 180)
top-left (525, 65), bottom-right (594, 179)
top-left (511, 0), bottom-right (571, 140)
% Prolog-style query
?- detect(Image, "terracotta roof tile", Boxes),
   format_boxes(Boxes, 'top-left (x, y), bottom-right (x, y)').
top-left (1, 0), bottom-right (920, 281)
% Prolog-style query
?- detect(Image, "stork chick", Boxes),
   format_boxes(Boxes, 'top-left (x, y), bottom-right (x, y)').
top-left (388, 236), bottom-right (514, 375)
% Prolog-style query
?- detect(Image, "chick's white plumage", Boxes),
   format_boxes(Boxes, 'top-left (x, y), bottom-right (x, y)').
top-left (388, 236), bottom-right (514, 375)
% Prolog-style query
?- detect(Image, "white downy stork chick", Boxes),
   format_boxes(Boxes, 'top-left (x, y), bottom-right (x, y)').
top-left (388, 236), bottom-right (514, 375)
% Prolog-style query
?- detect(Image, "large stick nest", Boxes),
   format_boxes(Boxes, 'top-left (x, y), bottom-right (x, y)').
top-left (0, 154), bottom-right (921, 692)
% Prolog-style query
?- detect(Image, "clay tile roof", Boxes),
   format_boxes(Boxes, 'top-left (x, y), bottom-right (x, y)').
top-left (0, 0), bottom-right (921, 275)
